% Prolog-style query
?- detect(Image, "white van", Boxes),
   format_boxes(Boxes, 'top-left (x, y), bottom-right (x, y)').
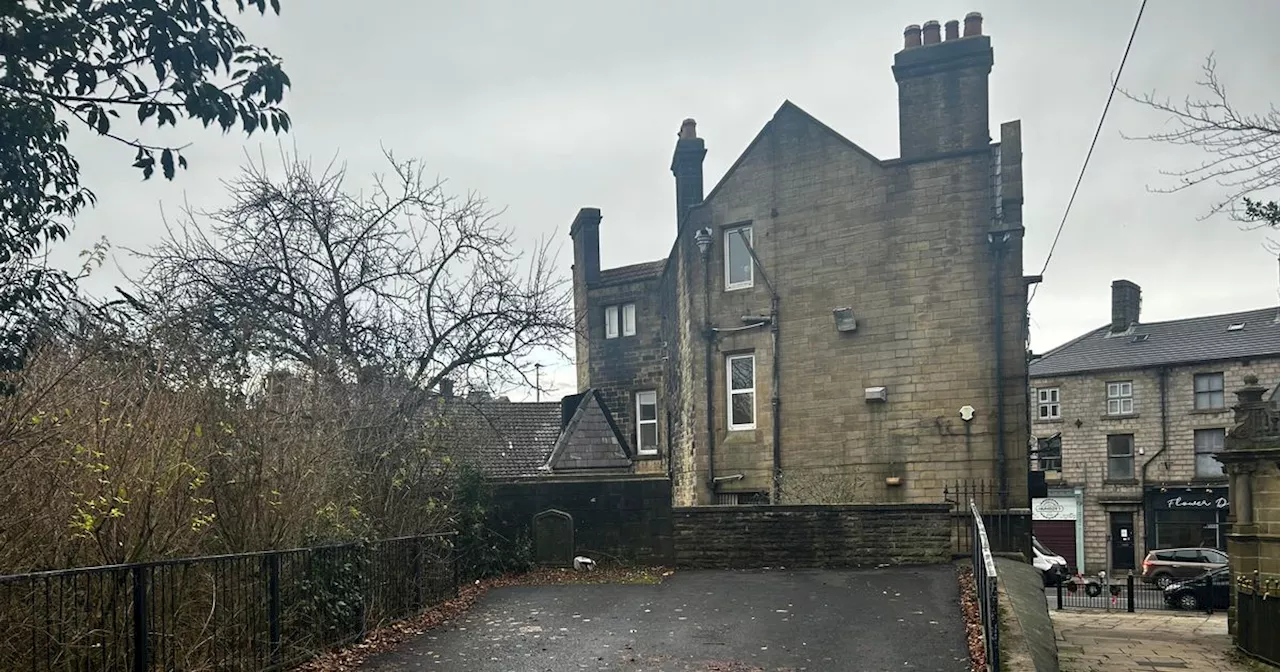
top-left (1032, 536), bottom-right (1069, 586)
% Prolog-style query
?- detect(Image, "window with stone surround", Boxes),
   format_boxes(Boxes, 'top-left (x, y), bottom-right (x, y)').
top-left (1106, 381), bottom-right (1133, 415)
top-left (1036, 387), bottom-right (1060, 420)
top-left (724, 225), bottom-right (754, 291)
top-left (635, 390), bottom-right (658, 455)
top-left (1107, 434), bottom-right (1135, 481)
top-left (1034, 434), bottom-right (1062, 472)
top-left (604, 303), bottom-right (635, 339)
top-left (1194, 373), bottom-right (1225, 410)
top-left (1194, 428), bottom-right (1226, 478)
top-left (726, 354), bottom-right (756, 430)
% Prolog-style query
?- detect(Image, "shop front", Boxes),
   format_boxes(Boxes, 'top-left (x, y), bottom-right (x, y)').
top-left (1144, 486), bottom-right (1229, 552)
top-left (1033, 491), bottom-right (1082, 572)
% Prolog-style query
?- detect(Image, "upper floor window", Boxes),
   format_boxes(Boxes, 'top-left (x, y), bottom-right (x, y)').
top-left (1106, 434), bottom-right (1135, 481)
top-left (1034, 434), bottom-right (1062, 472)
top-left (604, 303), bottom-right (636, 339)
top-left (1036, 387), bottom-right (1061, 421)
top-left (1194, 428), bottom-right (1226, 478)
top-left (726, 354), bottom-right (756, 430)
top-left (635, 390), bottom-right (658, 455)
top-left (724, 226), bottom-right (754, 291)
top-left (1106, 381), bottom-right (1133, 415)
top-left (1194, 373), bottom-right (1225, 410)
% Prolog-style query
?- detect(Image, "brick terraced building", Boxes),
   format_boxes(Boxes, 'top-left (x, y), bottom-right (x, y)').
top-left (1030, 280), bottom-right (1280, 574)
top-left (570, 13), bottom-right (1031, 506)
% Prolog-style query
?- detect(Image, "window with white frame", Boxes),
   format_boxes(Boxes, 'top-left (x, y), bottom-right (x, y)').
top-left (604, 306), bottom-right (619, 339)
top-left (1194, 428), bottom-right (1226, 478)
top-left (724, 226), bottom-right (754, 290)
top-left (622, 303), bottom-right (636, 337)
top-left (604, 303), bottom-right (635, 339)
top-left (635, 390), bottom-right (658, 455)
top-left (1194, 373), bottom-right (1225, 410)
top-left (726, 354), bottom-right (756, 430)
top-left (1106, 381), bottom-right (1134, 415)
top-left (1037, 387), bottom-right (1061, 420)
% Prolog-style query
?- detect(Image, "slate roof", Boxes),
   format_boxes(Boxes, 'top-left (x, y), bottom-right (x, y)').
top-left (430, 398), bottom-right (563, 479)
top-left (1030, 306), bottom-right (1280, 378)
top-left (545, 390), bottom-right (632, 471)
top-left (596, 260), bottom-right (666, 286)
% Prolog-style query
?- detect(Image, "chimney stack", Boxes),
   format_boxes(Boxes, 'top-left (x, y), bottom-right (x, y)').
top-left (671, 118), bottom-right (707, 230)
top-left (892, 11), bottom-right (994, 160)
top-left (570, 207), bottom-right (602, 286)
top-left (1110, 280), bottom-right (1142, 334)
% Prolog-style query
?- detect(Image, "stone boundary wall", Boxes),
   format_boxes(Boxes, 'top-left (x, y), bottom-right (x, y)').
top-left (672, 503), bottom-right (951, 568)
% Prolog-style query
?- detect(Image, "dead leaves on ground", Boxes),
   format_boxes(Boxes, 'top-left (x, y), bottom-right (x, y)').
top-left (956, 566), bottom-right (985, 672)
top-left (295, 566), bottom-right (674, 671)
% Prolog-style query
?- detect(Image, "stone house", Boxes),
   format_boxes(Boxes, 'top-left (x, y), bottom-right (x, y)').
top-left (1029, 280), bottom-right (1280, 574)
top-left (569, 13), bottom-right (1031, 507)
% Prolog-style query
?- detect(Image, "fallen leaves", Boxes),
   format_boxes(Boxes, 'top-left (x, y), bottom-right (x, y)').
top-left (956, 565), bottom-right (985, 672)
top-left (294, 565), bottom-right (675, 671)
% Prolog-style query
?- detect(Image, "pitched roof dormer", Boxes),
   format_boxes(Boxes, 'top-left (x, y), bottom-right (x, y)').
top-left (543, 389), bottom-right (633, 472)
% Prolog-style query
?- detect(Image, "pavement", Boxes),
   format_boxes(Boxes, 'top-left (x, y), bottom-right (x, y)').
top-left (362, 567), bottom-right (969, 671)
top-left (1052, 610), bottom-right (1247, 672)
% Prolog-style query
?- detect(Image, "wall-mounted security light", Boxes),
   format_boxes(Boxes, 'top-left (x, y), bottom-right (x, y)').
top-left (959, 405), bottom-right (975, 422)
top-left (694, 227), bottom-right (713, 258)
top-left (865, 386), bottom-right (888, 402)
top-left (833, 307), bottom-right (857, 333)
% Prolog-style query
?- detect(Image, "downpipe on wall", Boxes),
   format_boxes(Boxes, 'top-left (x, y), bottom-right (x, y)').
top-left (1141, 366), bottom-right (1170, 487)
top-left (988, 230), bottom-right (1013, 509)
top-left (733, 229), bottom-right (782, 504)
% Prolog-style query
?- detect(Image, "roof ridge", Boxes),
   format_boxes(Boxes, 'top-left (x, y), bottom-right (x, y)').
top-left (1132, 305), bottom-right (1280, 329)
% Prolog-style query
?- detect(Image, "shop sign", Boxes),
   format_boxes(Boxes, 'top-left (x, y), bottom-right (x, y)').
top-left (1032, 496), bottom-right (1077, 521)
top-left (1147, 488), bottom-right (1229, 511)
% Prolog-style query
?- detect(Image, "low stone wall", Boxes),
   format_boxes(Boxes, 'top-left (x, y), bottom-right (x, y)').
top-left (672, 503), bottom-right (951, 568)
top-left (489, 476), bottom-right (674, 565)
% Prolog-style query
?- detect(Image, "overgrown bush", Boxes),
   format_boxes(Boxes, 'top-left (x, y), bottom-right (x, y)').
top-left (452, 463), bottom-right (532, 580)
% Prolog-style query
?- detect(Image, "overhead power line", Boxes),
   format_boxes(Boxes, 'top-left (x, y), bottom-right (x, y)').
top-left (1028, 0), bottom-right (1148, 306)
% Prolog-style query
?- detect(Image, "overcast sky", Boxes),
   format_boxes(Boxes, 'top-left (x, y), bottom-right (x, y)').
top-left (56, 0), bottom-right (1280, 402)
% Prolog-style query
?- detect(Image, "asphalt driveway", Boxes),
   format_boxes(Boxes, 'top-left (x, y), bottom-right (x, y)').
top-left (363, 566), bottom-right (968, 671)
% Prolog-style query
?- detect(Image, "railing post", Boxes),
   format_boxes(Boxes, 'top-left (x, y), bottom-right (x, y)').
top-left (1056, 581), bottom-right (1063, 610)
top-left (412, 538), bottom-right (425, 611)
top-left (267, 554), bottom-right (281, 664)
top-left (131, 566), bottom-right (148, 672)
top-left (1126, 573), bottom-right (1135, 613)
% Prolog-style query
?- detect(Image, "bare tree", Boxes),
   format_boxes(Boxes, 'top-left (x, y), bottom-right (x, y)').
top-left (1121, 56), bottom-right (1280, 227)
top-left (135, 149), bottom-right (573, 396)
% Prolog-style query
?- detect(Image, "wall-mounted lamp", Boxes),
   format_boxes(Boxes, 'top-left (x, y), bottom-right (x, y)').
top-left (694, 227), bottom-right (713, 258)
top-left (833, 307), bottom-right (857, 332)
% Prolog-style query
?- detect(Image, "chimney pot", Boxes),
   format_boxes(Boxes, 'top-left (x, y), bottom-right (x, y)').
top-left (944, 19), bottom-right (960, 40)
top-left (679, 118), bottom-right (698, 139)
top-left (922, 20), bottom-right (941, 45)
top-left (903, 24), bottom-right (922, 49)
top-left (963, 12), bottom-right (983, 37)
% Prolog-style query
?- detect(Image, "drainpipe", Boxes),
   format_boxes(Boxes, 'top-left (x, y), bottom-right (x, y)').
top-left (734, 230), bottom-right (782, 504)
top-left (988, 231), bottom-right (1012, 509)
top-left (695, 229), bottom-right (717, 500)
top-left (1141, 367), bottom-right (1170, 488)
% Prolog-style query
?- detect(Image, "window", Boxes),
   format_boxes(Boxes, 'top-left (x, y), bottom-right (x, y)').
top-left (635, 390), bottom-right (658, 455)
top-left (1037, 387), bottom-right (1061, 420)
top-left (1194, 428), bottom-right (1226, 478)
top-left (604, 303), bottom-right (635, 339)
top-left (1106, 434), bottom-right (1135, 481)
top-left (622, 303), bottom-right (636, 337)
top-left (604, 306), bottom-right (619, 339)
top-left (1194, 373), bottom-right (1225, 410)
top-left (1106, 381), bottom-right (1134, 415)
top-left (726, 354), bottom-right (756, 430)
top-left (1034, 434), bottom-right (1062, 472)
top-left (724, 226), bottom-right (754, 290)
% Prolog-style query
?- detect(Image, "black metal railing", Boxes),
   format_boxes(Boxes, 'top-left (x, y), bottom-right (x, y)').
top-left (0, 533), bottom-right (457, 671)
top-left (971, 499), bottom-right (1000, 672)
top-left (1237, 571), bottom-right (1280, 667)
top-left (1053, 571), bottom-right (1219, 613)
top-left (945, 480), bottom-right (1031, 559)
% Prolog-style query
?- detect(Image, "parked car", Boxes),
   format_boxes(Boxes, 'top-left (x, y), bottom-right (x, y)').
top-left (1164, 566), bottom-right (1232, 611)
top-left (1141, 547), bottom-right (1228, 589)
top-left (1032, 536), bottom-right (1069, 586)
